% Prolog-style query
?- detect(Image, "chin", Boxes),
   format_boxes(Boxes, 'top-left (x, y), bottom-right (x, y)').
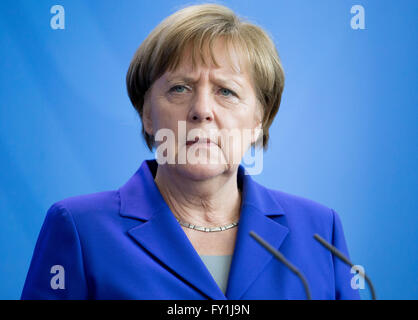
top-left (175, 161), bottom-right (228, 181)
top-left (171, 144), bottom-right (236, 180)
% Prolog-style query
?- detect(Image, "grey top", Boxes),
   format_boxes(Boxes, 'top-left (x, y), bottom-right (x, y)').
top-left (199, 255), bottom-right (233, 294)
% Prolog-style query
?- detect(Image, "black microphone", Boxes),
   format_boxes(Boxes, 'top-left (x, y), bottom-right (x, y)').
top-left (249, 230), bottom-right (312, 300)
top-left (313, 233), bottom-right (377, 300)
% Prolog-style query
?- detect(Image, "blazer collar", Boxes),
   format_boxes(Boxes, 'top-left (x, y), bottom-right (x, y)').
top-left (119, 159), bottom-right (286, 220)
top-left (118, 159), bottom-right (289, 300)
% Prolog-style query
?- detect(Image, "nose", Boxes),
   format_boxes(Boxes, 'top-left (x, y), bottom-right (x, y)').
top-left (187, 88), bottom-right (214, 123)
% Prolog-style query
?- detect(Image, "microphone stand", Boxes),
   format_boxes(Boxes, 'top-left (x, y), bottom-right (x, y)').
top-left (313, 233), bottom-right (377, 300)
top-left (250, 231), bottom-right (312, 300)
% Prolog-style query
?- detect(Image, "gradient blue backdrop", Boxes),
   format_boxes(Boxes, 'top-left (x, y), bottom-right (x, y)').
top-left (0, 0), bottom-right (417, 300)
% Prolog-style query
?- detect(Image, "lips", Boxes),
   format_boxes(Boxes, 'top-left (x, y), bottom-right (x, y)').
top-left (186, 137), bottom-right (214, 146)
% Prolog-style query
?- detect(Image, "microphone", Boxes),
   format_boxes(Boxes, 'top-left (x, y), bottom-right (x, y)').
top-left (313, 233), bottom-right (377, 300)
top-left (249, 230), bottom-right (312, 300)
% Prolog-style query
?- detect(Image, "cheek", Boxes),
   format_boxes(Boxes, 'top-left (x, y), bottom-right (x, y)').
top-left (151, 101), bottom-right (184, 132)
top-left (239, 104), bottom-right (262, 141)
top-left (222, 105), bottom-right (259, 130)
top-left (216, 110), bottom-right (260, 160)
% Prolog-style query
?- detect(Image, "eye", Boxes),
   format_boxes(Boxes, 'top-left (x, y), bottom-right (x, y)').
top-left (219, 88), bottom-right (236, 97)
top-left (169, 85), bottom-right (187, 93)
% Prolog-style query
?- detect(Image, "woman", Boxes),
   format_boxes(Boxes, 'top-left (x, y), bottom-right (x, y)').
top-left (21, 3), bottom-right (360, 300)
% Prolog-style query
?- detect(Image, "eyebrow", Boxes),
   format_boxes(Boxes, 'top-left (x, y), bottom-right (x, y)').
top-left (165, 74), bottom-right (244, 90)
top-left (166, 76), bottom-right (198, 84)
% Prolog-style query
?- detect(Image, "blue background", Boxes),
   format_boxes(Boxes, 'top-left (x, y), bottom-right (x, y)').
top-left (0, 0), bottom-right (417, 299)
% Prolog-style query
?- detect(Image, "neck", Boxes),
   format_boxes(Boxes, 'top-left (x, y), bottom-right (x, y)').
top-left (154, 165), bottom-right (242, 227)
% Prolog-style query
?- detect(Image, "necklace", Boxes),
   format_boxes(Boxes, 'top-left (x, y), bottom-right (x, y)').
top-left (176, 218), bottom-right (239, 233)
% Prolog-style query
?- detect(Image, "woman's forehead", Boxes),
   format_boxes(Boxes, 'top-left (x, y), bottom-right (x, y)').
top-left (163, 67), bottom-right (247, 90)
top-left (167, 38), bottom-right (250, 78)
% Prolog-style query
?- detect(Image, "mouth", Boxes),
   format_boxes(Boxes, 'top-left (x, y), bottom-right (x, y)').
top-left (186, 137), bottom-right (215, 146)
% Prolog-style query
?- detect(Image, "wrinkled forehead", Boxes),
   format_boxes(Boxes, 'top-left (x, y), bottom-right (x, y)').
top-left (167, 37), bottom-right (251, 78)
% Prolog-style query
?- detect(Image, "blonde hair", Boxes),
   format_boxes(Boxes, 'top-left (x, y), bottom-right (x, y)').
top-left (126, 3), bottom-right (285, 150)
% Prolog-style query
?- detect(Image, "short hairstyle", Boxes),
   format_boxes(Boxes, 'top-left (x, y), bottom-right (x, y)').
top-left (126, 3), bottom-right (285, 151)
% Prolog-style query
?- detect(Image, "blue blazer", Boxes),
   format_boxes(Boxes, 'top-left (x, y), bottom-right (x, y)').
top-left (21, 159), bottom-right (360, 300)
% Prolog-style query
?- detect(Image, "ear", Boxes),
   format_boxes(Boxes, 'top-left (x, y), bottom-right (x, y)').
top-left (251, 102), bottom-right (263, 144)
top-left (251, 121), bottom-right (263, 145)
top-left (142, 90), bottom-right (153, 136)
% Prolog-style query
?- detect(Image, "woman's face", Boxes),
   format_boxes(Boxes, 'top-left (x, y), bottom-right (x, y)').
top-left (143, 39), bottom-right (262, 181)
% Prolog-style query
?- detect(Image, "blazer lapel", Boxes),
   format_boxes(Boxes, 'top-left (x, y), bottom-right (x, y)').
top-left (119, 160), bottom-right (226, 300)
top-left (118, 160), bottom-right (289, 300)
top-left (226, 169), bottom-right (289, 300)
top-left (127, 205), bottom-right (226, 300)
